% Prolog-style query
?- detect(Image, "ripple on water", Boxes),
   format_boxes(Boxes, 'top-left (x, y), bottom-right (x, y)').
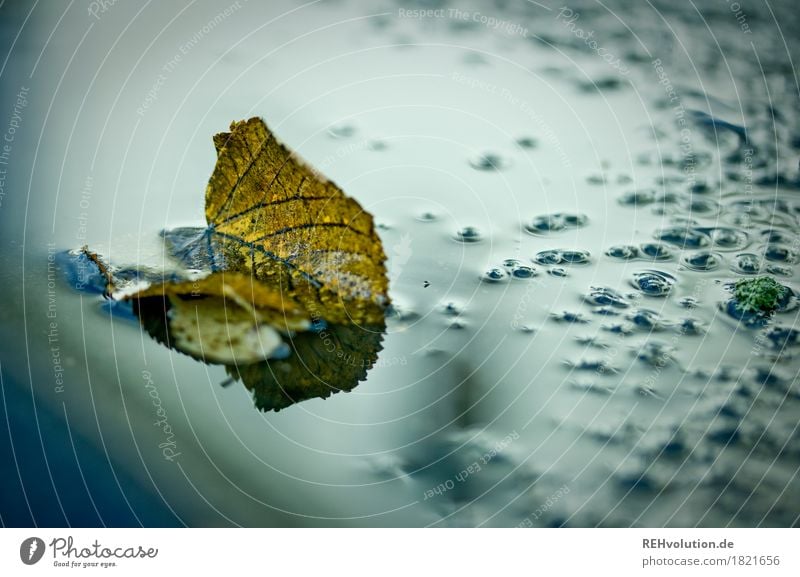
top-left (631, 270), bottom-right (676, 297)
top-left (524, 213), bottom-right (589, 235)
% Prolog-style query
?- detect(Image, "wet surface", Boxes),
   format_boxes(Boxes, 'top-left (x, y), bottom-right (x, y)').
top-left (0, 0), bottom-right (798, 527)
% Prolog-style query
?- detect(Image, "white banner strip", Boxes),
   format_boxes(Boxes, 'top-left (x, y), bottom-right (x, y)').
top-left (1, 528), bottom-right (798, 576)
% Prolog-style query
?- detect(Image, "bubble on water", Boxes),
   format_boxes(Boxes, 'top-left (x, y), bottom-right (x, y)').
top-left (764, 244), bottom-right (799, 264)
top-left (683, 251), bottom-right (723, 271)
top-left (681, 197), bottom-right (721, 216)
top-left (524, 213), bottom-right (589, 235)
top-left (760, 229), bottom-right (797, 245)
top-left (762, 326), bottom-right (800, 350)
top-left (639, 243), bottom-right (674, 260)
top-left (677, 318), bottom-right (705, 335)
top-left (327, 123), bottom-right (356, 138)
top-left (618, 189), bottom-right (656, 206)
top-left (454, 226), bottom-right (483, 243)
top-left (593, 307), bottom-right (622, 316)
top-left (722, 300), bottom-right (768, 327)
top-left (511, 265), bottom-right (537, 279)
top-left (481, 267), bottom-right (508, 283)
top-left (634, 341), bottom-right (675, 366)
top-left (606, 244), bottom-right (639, 260)
top-left (534, 250), bottom-right (561, 265)
top-left (575, 335), bottom-right (609, 348)
top-left (516, 137), bottom-right (538, 149)
top-left (565, 358), bottom-right (618, 373)
top-left (367, 139), bottom-right (388, 151)
top-left (627, 309), bottom-right (666, 331)
top-left (416, 211), bottom-right (438, 222)
top-left (549, 267), bottom-right (568, 277)
top-left (655, 226), bottom-right (711, 249)
top-left (551, 311), bottom-right (588, 324)
top-left (534, 249), bottom-right (591, 265)
top-left (441, 301), bottom-right (463, 316)
top-left (585, 286), bottom-right (630, 308)
top-left (679, 296), bottom-right (699, 308)
top-left (603, 323), bottom-right (634, 335)
top-left (705, 227), bottom-right (750, 251)
top-left (766, 264), bottom-right (793, 276)
top-left (689, 180), bottom-right (714, 194)
top-left (631, 270), bottom-right (676, 297)
top-left (570, 379), bottom-right (615, 395)
top-left (469, 152), bottom-right (511, 171)
top-left (732, 253), bottom-right (762, 274)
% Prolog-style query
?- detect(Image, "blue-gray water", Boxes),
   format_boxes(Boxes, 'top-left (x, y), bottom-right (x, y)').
top-left (0, 0), bottom-right (798, 527)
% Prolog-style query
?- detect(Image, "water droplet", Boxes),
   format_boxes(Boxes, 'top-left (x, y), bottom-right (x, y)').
top-left (732, 253), bottom-right (762, 274)
top-left (677, 318), bottom-right (705, 335)
top-left (764, 244), bottom-right (799, 263)
top-left (534, 249), bottom-right (590, 265)
top-left (639, 243), bottom-right (673, 260)
top-left (511, 265), bottom-right (537, 279)
top-left (763, 326), bottom-right (800, 350)
top-left (679, 296), bottom-right (699, 308)
top-left (551, 311), bottom-right (588, 323)
top-left (655, 226), bottom-right (711, 249)
top-left (761, 229), bottom-right (797, 245)
top-left (706, 227), bottom-right (749, 251)
top-left (502, 258), bottom-right (522, 268)
top-left (634, 341), bottom-right (675, 366)
top-left (441, 301), bottom-right (463, 316)
top-left (585, 286), bottom-right (630, 308)
top-left (416, 211), bottom-right (438, 222)
top-left (524, 213), bottom-right (588, 235)
top-left (631, 270), bottom-right (676, 297)
top-left (516, 137), bottom-right (537, 149)
top-left (681, 197), bottom-right (720, 215)
top-left (481, 267), bottom-right (508, 283)
top-left (766, 264), bottom-right (793, 276)
top-left (618, 189), bottom-right (657, 206)
top-left (367, 139), bottom-right (388, 151)
top-left (549, 267), bottom-right (568, 277)
top-left (606, 244), bottom-right (639, 260)
top-left (469, 152), bottom-right (511, 171)
top-left (565, 358), bottom-right (618, 373)
top-left (627, 309), bottom-right (665, 330)
top-left (454, 226), bottom-right (483, 243)
top-left (683, 251), bottom-right (723, 271)
top-left (327, 123), bottom-right (356, 138)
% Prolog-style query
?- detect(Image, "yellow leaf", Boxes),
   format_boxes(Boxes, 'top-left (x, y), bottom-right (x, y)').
top-left (202, 117), bottom-right (389, 325)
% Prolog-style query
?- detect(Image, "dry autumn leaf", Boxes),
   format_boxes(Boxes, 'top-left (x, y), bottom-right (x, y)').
top-left (133, 117), bottom-right (389, 327)
top-left (69, 117), bottom-right (391, 410)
